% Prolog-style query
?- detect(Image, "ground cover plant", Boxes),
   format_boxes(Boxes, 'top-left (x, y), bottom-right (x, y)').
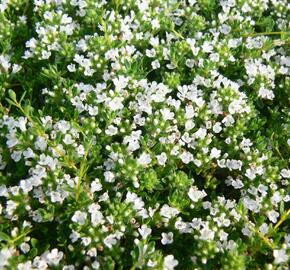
top-left (0, 0), bottom-right (289, 269)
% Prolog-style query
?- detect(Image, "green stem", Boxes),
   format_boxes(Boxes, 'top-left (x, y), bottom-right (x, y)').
top-left (75, 140), bottom-right (93, 201)
top-left (9, 229), bottom-right (33, 245)
top-left (274, 208), bottom-right (290, 230)
top-left (171, 28), bottom-right (184, 39)
top-left (251, 226), bottom-right (275, 250)
top-left (243, 31), bottom-right (289, 37)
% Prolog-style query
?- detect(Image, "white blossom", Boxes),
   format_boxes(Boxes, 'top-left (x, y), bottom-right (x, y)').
top-left (161, 232), bottom-right (174, 245)
top-left (71, 211), bottom-right (87, 225)
top-left (163, 255), bottom-right (178, 270)
top-left (188, 186), bottom-right (207, 202)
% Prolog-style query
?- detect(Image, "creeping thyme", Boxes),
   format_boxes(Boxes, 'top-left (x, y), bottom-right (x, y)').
top-left (0, 0), bottom-right (289, 269)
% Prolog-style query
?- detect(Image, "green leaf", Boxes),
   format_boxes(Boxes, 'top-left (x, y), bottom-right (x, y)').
top-left (31, 238), bottom-right (38, 248)
top-left (279, 201), bottom-right (284, 215)
top-left (8, 89), bottom-right (17, 101)
top-left (5, 98), bottom-right (17, 106)
top-left (0, 231), bottom-right (11, 242)
top-left (19, 91), bottom-right (27, 103)
top-left (29, 248), bottom-right (38, 257)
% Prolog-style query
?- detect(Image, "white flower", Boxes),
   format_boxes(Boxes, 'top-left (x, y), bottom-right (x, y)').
top-left (0, 55), bottom-right (10, 71)
top-left (160, 204), bottom-right (179, 219)
top-left (146, 48), bottom-right (156, 58)
top-left (35, 136), bottom-right (47, 151)
top-left (185, 120), bottom-right (195, 130)
top-left (63, 134), bottom-right (74, 145)
top-left (185, 105), bottom-right (195, 119)
top-left (0, 186), bottom-right (8, 197)
top-left (69, 230), bottom-right (80, 243)
top-left (226, 159), bottom-right (242, 171)
top-left (188, 0), bottom-right (197, 5)
top-left (138, 225), bottom-right (152, 239)
top-left (137, 153), bottom-right (152, 166)
top-left (108, 97), bottom-right (124, 111)
top-left (242, 225), bottom-right (252, 237)
top-left (271, 191), bottom-right (282, 205)
top-left (150, 37), bottom-right (159, 47)
top-left (89, 204), bottom-right (104, 226)
top-left (20, 243), bottom-right (30, 254)
top-left (147, 260), bottom-right (157, 267)
top-left (161, 108), bottom-right (174, 120)
top-left (67, 64), bottom-right (76, 72)
top-left (240, 138), bottom-right (252, 153)
top-left (193, 159), bottom-right (202, 167)
top-left (281, 169), bottom-right (290, 178)
top-left (161, 232), bottom-right (174, 245)
top-left (210, 53), bottom-right (220, 62)
top-left (156, 152), bottom-right (167, 166)
top-left (77, 145), bottom-right (85, 156)
top-left (92, 260), bottom-right (100, 269)
top-left (245, 168), bottom-right (256, 180)
top-left (11, 151), bottom-right (22, 162)
top-left (151, 19), bottom-right (160, 29)
top-left (220, 24), bottom-right (231, 34)
top-left (222, 115), bottom-right (235, 127)
top-left (243, 197), bottom-right (260, 213)
top-left (273, 249), bottom-right (288, 264)
top-left (163, 255), bottom-right (178, 270)
top-left (188, 186), bottom-right (207, 202)
top-left (200, 226), bottom-right (215, 240)
top-left (104, 171), bottom-right (115, 183)
top-left (113, 75), bottom-right (128, 91)
top-left (194, 128), bottom-right (207, 139)
top-left (44, 248), bottom-right (64, 266)
top-left (71, 211), bottom-right (87, 225)
top-left (210, 147), bottom-right (221, 159)
top-left (180, 151), bottom-right (193, 164)
top-left (105, 125), bottom-right (118, 136)
top-left (12, 64), bottom-right (22, 74)
top-left (41, 50), bottom-right (51, 59)
top-left (202, 41), bottom-right (213, 53)
top-left (90, 179), bottom-right (102, 193)
top-left (259, 223), bottom-right (269, 235)
top-left (151, 59), bottom-right (160, 69)
top-left (88, 106), bottom-right (99, 116)
top-left (185, 59), bottom-right (195, 68)
top-left (104, 235), bottom-right (117, 249)
top-left (267, 210), bottom-right (279, 223)
top-left (6, 135), bottom-right (19, 148)
top-left (219, 231), bottom-right (228, 241)
top-left (258, 87), bottom-right (274, 100)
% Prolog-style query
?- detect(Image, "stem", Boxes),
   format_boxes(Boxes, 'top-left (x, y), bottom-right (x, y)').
top-left (171, 28), bottom-right (184, 39)
top-left (9, 229), bottom-right (33, 245)
top-left (23, 0), bottom-right (30, 15)
top-left (251, 226), bottom-right (275, 250)
top-left (274, 208), bottom-right (290, 230)
top-left (75, 140), bottom-right (93, 201)
top-left (15, 102), bottom-right (34, 125)
top-left (243, 31), bottom-right (289, 37)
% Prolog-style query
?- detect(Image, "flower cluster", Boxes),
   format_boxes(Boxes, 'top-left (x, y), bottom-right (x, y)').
top-left (0, 0), bottom-right (289, 269)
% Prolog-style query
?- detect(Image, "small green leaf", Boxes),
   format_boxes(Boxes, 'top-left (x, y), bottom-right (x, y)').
top-left (0, 231), bottom-right (11, 242)
top-left (31, 238), bottom-right (38, 248)
top-left (19, 91), bottom-right (27, 103)
top-left (5, 98), bottom-right (17, 106)
top-left (29, 248), bottom-right (38, 257)
top-left (279, 201), bottom-right (284, 215)
top-left (8, 89), bottom-right (17, 101)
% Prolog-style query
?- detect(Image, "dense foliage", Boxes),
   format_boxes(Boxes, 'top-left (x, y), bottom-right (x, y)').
top-left (0, 0), bottom-right (289, 269)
